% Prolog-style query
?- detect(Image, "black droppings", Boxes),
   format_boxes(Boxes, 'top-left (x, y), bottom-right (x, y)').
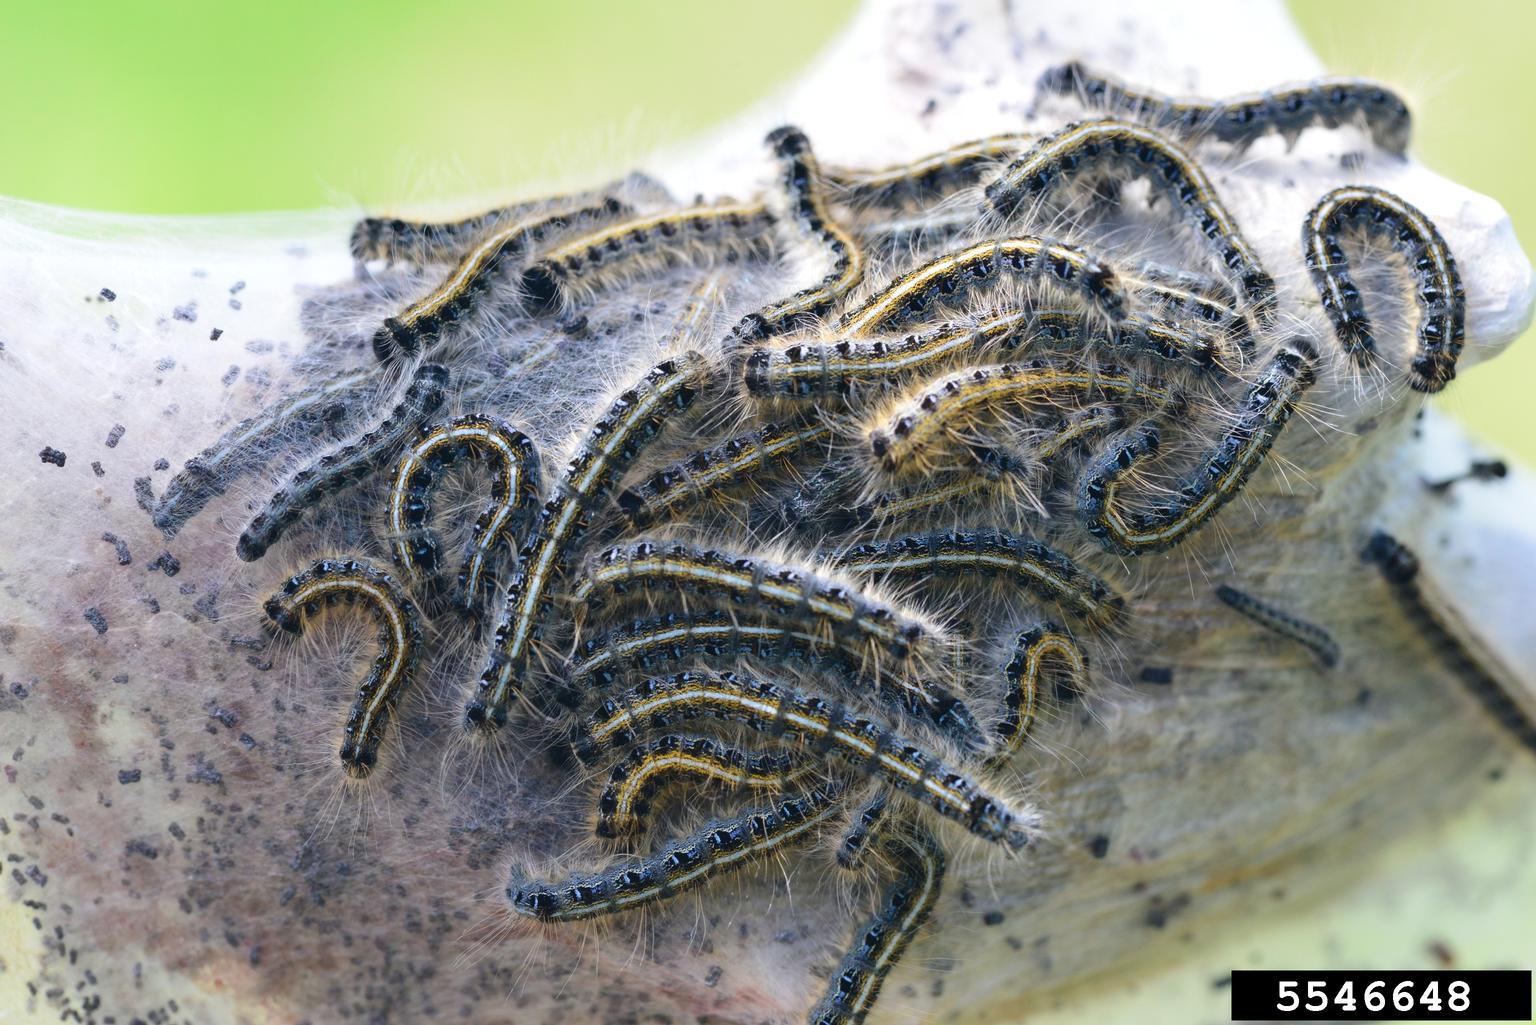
top-left (101, 533), bottom-right (132, 565)
top-left (153, 457), bottom-right (170, 471)
top-left (125, 839), bottom-right (159, 860)
top-left (105, 424), bottom-right (125, 448)
top-left (172, 303), bottom-right (198, 323)
top-left (133, 476), bottom-right (156, 512)
top-left (704, 965), bottom-right (723, 988)
top-left (91, 461), bottom-right (105, 477)
top-left (99, 287), bottom-right (117, 301)
top-left (38, 447), bottom-right (66, 467)
top-left (155, 357), bottom-right (177, 373)
top-left (209, 328), bottom-right (223, 341)
top-left (220, 364), bottom-right (240, 387)
top-left (1088, 834), bottom-right (1111, 859)
top-left (117, 770), bottom-right (141, 785)
top-left (982, 910), bottom-right (1005, 926)
top-left (83, 608), bottom-right (108, 635)
top-left (1139, 666), bottom-right (1175, 685)
top-left (147, 552), bottom-right (181, 577)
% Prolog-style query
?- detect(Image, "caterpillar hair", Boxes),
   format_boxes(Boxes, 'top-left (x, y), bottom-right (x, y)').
top-left (985, 119), bottom-right (1276, 317)
top-left (594, 733), bottom-right (814, 839)
top-left (507, 785), bottom-right (843, 922)
top-left (1035, 61), bottom-right (1412, 155)
top-left (575, 670), bottom-right (1030, 849)
top-left (236, 363), bottom-right (450, 562)
top-left (1362, 532), bottom-right (1536, 754)
top-left (371, 198), bottom-right (630, 364)
top-left (1302, 184), bottom-right (1465, 392)
top-left (471, 352), bottom-right (709, 729)
top-left (1078, 343), bottom-right (1315, 555)
top-left (384, 413), bottom-right (541, 614)
top-left (837, 237), bottom-right (1127, 336)
top-left (262, 558), bottom-right (422, 778)
top-left (733, 127), bottom-right (865, 342)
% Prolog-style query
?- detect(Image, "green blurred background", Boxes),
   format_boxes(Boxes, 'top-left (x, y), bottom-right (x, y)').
top-left (0, 0), bottom-right (1528, 462)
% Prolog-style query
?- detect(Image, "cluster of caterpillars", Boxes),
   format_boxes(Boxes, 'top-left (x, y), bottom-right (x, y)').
top-left (143, 61), bottom-right (1519, 1025)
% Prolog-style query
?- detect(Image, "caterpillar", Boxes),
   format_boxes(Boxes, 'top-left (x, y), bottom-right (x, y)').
top-left (834, 529), bottom-right (1125, 626)
top-left (237, 363), bottom-right (450, 562)
top-left (985, 119), bottom-right (1275, 317)
top-left (384, 413), bottom-right (541, 613)
top-left (508, 785), bottom-right (844, 922)
top-left (809, 825), bottom-right (945, 1025)
top-left (1214, 584), bottom-right (1340, 669)
top-left (1034, 62), bottom-right (1412, 155)
top-left (575, 670), bottom-right (1031, 849)
top-left (519, 202), bottom-right (777, 314)
top-left (470, 352), bottom-right (708, 729)
top-left (733, 126), bottom-right (865, 341)
top-left (349, 171), bottom-right (671, 267)
top-left (1302, 184), bottom-right (1465, 392)
top-left (262, 558), bottom-right (421, 778)
top-left (865, 357), bottom-right (1178, 477)
top-left (1362, 531), bottom-right (1536, 754)
top-left (370, 198), bottom-right (630, 364)
top-left (594, 733), bottom-right (814, 838)
top-left (616, 420), bottom-right (834, 528)
top-left (1078, 343), bottom-right (1315, 555)
top-left (837, 237), bottom-right (1127, 336)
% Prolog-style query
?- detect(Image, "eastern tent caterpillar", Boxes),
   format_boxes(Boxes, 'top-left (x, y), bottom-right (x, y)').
top-left (519, 202), bottom-right (777, 314)
top-left (508, 785), bottom-right (843, 922)
top-left (471, 353), bottom-right (708, 728)
top-left (152, 366), bottom-right (376, 538)
top-left (1035, 62), bottom-right (1412, 155)
top-left (371, 199), bottom-right (631, 364)
top-left (349, 171), bottom-right (671, 268)
top-left (1078, 343), bottom-right (1315, 555)
top-left (1214, 584), bottom-right (1339, 669)
top-left (985, 119), bottom-right (1275, 317)
top-left (571, 540), bottom-right (943, 668)
top-left (834, 529), bottom-right (1125, 626)
top-left (834, 791), bottom-right (890, 871)
top-left (809, 825), bottom-right (945, 1025)
top-left (733, 127), bottom-right (865, 342)
top-left (989, 624), bottom-right (1087, 766)
top-left (1302, 184), bottom-right (1465, 392)
top-left (236, 363), bottom-right (450, 562)
top-left (577, 670), bottom-right (1031, 849)
top-left (865, 358), bottom-right (1177, 477)
top-left (615, 421), bottom-right (833, 528)
top-left (825, 133), bottom-right (1037, 212)
top-left (567, 609), bottom-right (852, 692)
top-left (594, 733), bottom-right (813, 838)
top-left (384, 413), bottom-right (541, 614)
top-left (837, 237), bottom-right (1126, 336)
top-left (1362, 531), bottom-right (1536, 754)
top-left (262, 558), bottom-right (422, 778)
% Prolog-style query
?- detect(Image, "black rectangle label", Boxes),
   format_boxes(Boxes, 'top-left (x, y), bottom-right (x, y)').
top-left (1230, 970), bottom-right (1531, 1021)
